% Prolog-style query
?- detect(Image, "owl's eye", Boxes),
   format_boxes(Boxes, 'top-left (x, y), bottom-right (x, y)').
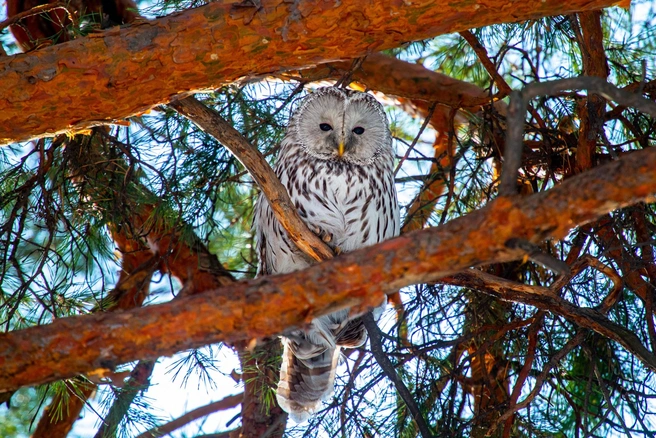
top-left (352, 127), bottom-right (365, 135)
top-left (319, 123), bottom-right (333, 132)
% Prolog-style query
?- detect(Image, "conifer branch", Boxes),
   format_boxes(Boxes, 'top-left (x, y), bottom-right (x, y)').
top-left (500, 76), bottom-right (656, 196)
top-left (0, 145), bottom-right (655, 392)
top-left (136, 393), bottom-right (242, 438)
top-left (0, 0), bottom-right (624, 145)
top-left (443, 270), bottom-right (656, 370)
top-left (168, 96), bottom-right (334, 262)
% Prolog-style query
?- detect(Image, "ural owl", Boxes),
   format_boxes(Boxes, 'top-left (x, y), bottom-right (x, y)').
top-left (253, 87), bottom-right (400, 422)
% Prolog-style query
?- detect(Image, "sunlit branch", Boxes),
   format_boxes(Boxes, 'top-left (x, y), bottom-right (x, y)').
top-left (0, 145), bottom-right (654, 392)
top-left (168, 96), bottom-right (334, 262)
top-left (0, 0), bottom-right (625, 145)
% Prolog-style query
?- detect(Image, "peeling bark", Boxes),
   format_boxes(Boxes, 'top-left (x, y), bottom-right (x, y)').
top-left (0, 0), bottom-right (622, 145)
top-left (0, 145), bottom-right (655, 393)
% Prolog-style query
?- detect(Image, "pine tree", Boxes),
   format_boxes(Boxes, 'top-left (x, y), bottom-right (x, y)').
top-left (1, 0), bottom-right (656, 437)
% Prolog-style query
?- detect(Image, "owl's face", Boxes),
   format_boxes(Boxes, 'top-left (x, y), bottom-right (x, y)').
top-left (291, 87), bottom-right (391, 165)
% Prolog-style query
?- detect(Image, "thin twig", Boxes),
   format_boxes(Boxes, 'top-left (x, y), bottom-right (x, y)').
top-left (590, 355), bottom-right (633, 437)
top-left (445, 270), bottom-right (656, 371)
top-left (335, 56), bottom-right (367, 88)
top-left (136, 393), bottom-right (242, 438)
top-left (502, 314), bottom-right (543, 438)
top-left (394, 102), bottom-right (438, 176)
top-left (0, 2), bottom-right (74, 33)
top-left (487, 330), bottom-right (587, 436)
top-left (460, 30), bottom-right (512, 97)
top-left (362, 313), bottom-right (434, 438)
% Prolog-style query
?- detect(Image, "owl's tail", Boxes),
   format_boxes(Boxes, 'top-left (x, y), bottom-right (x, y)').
top-left (276, 338), bottom-right (341, 423)
top-left (276, 314), bottom-right (374, 422)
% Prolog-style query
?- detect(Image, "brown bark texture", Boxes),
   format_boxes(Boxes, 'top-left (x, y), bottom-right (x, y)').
top-left (292, 53), bottom-right (498, 110)
top-left (0, 145), bottom-right (654, 393)
top-left (0, 0), bottom-right (622, 145)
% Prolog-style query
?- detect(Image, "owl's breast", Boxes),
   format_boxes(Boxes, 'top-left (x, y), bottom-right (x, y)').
top-left (294, 161), bottom-right (396, 253)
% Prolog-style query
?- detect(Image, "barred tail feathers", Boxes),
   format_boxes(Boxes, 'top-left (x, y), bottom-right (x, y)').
top-left (276, 338), bottom-right (341, 423)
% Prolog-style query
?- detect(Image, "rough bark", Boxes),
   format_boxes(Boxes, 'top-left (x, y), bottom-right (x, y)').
top-left (291, 53), bottom-right (498, 110)
top-left (0, 145), bottom-right (655, 393)
top-left (0, 0), bottom-right (623, 145)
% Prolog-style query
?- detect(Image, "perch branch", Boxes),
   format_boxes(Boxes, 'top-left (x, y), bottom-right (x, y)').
top-left (0, 145), bottom-right (655, 392)
top-left (168, 96), bottom-right (333, 262)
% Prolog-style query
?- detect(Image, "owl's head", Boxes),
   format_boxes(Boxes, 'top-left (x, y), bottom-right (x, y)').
top-left (290, 87), bottom-right (392, 165)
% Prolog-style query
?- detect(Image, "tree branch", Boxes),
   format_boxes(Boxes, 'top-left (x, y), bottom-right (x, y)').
top-left (0, 145), bottom-right (655, 392)
top-left (459, 30), bottom-right (512, 98)
top-left (500, 76), bottom-right (656, 196)
top-left (0, 0), bottom-right (624, 145)
top-left (444, 269), bottom-right (656, 371)
top-left (289, 53), bottom-right (499, 110)
top-left (168, 96), bottom-right (333, 262)
top-left (487, 330), bottom-right (587, 436)
top-left (136, 393), bottom-right (242, 438)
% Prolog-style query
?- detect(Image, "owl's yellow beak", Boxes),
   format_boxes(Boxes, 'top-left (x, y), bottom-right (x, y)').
top-left (338, 141), bottom-right (345, 157)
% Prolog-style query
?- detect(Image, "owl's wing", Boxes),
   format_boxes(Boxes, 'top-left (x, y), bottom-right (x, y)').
top-left (334, 317), bottom-right (368, 348)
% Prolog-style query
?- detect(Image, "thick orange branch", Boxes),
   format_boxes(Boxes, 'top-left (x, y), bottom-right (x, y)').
top-left (0, 0), bottom-right (622, 145)
top-left (292, 53), bottom-right (496, 110)
top-left (0, 145), bottom-right (654, 393)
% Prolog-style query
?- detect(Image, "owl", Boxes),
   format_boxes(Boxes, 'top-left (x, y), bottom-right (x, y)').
top-left (253, 87), bottom-right (400, 422)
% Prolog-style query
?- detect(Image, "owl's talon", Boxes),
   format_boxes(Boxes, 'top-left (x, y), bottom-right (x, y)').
top-left (311, 226), bottom-right (333, 244)
top-left (334, 246), bottom-right (343, 255)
